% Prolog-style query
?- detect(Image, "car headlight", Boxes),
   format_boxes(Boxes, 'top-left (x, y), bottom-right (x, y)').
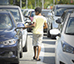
top-left (61, 41), bottom-right (74, 54)
top-left (2, 39), bottom-right (16, 45)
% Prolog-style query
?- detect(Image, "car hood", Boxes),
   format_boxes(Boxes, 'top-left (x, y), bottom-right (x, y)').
top-left (61, 34), bottom-right (74, 47)
top-left (0, 29), bottom-right (16, 42)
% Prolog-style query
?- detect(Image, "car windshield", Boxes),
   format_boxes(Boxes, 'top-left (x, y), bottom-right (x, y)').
top-left (41, 10), bottom-right (49, 17)
top-left (55, 8), bottom-right (67, 16)
top-left (25, 10), bottom-right (29, 16)
top-left (23, 10), bottom-right (28, 16)
top-left (0, 13), bottom-right (12, 30)
top-left (0, 8), bottom-right (21, 22)
top-left (30, 11), bottom-right (35, 17)
top-left (0, 0), bottom-right (9, 5)
top-left (65, 17), bottom-right (74, 34)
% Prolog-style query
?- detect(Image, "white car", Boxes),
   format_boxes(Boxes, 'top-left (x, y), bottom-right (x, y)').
top-left (55, 12), bottom-right (74, 64)
top-left (0, 5), bottom-right (28, 55)
top-left (23, 9), bottom-right (34, 32)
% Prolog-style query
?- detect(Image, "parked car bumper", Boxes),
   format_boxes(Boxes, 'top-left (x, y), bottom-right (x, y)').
top-left (0, 42), bottom-right (18, 62)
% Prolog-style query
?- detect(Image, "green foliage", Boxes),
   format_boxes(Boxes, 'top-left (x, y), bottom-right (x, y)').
top-left (9, 0), bottom-right (74, 9)
top-left (9, 0), bottom-right (54, 9)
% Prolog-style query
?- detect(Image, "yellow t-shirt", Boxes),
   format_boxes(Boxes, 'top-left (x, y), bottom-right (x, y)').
top-left (32, 15), bottom-right (47, 34)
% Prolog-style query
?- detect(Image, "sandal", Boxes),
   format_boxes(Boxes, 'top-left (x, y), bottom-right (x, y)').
top-left (36, 58), bottom-right (41, 61)
top-left (33, 56), bottom-right (36, 60)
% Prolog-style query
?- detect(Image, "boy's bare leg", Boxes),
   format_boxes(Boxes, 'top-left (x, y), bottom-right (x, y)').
top-left (37, 46), bottom-right (41, 60)
top-left (34, 46), bottom-right (37, 58)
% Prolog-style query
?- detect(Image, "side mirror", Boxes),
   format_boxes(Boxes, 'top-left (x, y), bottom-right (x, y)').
top-left (56, 18), bottom-right (62, 24)
top-left (57, 33), bottom-right (61, 37)
top-left (50, 29), bottom-right (60, 37)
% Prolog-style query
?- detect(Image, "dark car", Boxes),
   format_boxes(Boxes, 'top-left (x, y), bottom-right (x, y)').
top-left (0, 11), bottom-right (24, 64)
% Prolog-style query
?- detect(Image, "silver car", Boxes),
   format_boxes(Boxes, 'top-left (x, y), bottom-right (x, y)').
top-left (56, 12), bottom-right (74, 64)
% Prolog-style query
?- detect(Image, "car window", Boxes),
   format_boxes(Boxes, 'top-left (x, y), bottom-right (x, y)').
top-left (52, 6), bottom-right (55, 11)
top-left (28, 12), bottom-right (30, 16)
top-left (55, 8), bottom-right (67, 16)
top-left (65, 17), bottom-right (74, 34)
top-left (41, 11), bottom-right (49, 17)
top-left (0, 13), bottom-right (12, 30)
top-left (25, 10), bottom-right (29, 16)
top-left (30, 11), bottom-right (35, 17)
top-left (23, 10), bottom-right (28, 16)
top-left (60, 14), bottom-right (68, 32)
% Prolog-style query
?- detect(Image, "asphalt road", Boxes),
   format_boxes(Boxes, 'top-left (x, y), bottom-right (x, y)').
top-left (20, 32), bottom-right (56, 64)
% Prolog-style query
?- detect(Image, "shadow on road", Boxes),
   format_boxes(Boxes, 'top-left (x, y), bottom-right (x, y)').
top-left (42, 41), bottom-right (55, 45)
top-left (43, 57), bottom-right (55, 64)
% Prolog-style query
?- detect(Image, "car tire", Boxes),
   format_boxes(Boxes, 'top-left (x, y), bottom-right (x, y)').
top-left (23, 38), bottom-right (27, 52)
top-left (47, 30), bottom-right (51, 38)
top-left (11, 47), bottom-right (20, 64)
top-left (51, 24), bottom-right (52, 29)
top-left (16, 53), bottom-right (20, 64)
top-left (27, 28), bottom-right (31, 32)
top-left (51, 35), bottom-right (55, 39)
top-left (19, 39), bottom-right (23, 58)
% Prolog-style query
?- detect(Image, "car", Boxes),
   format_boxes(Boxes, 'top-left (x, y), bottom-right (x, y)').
top-left (21, 9), bottom-right (28, 14)
top-left (0, 11), bottom-right (24, 64)
top-left (0, 5), bottom-right (28, 53)
top-left (47, 4), bottom-right (74, 38)
top-left (23, 9), bottom-right (34, 32)
top-left (29, 10), bottom-right (35, 22)
top-left (23, 9), bottom-right (34, 18)
top-left (55, 12), bottom-right (74, 64)
top-left (41, 9), bottom-right (50, 32)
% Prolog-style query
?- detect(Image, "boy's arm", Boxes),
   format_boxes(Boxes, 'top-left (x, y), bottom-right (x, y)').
top-left (23, 22), bottom-right (36, 29)
top-left (44, 22), bottom-right (48, 29)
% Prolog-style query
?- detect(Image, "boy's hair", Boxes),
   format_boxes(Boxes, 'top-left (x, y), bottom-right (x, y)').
top-left (35, 7), bottom-right (42, 13)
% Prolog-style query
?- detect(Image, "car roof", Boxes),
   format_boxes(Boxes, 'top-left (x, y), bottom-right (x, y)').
top-left (54, 4), bottom-right (74, 8)
top-left (28, 9), bottom-right (34, 11)
top-left (0, 5), bottom-right (20, 8)
top-left (0, 10), bottom-right (10, 14)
